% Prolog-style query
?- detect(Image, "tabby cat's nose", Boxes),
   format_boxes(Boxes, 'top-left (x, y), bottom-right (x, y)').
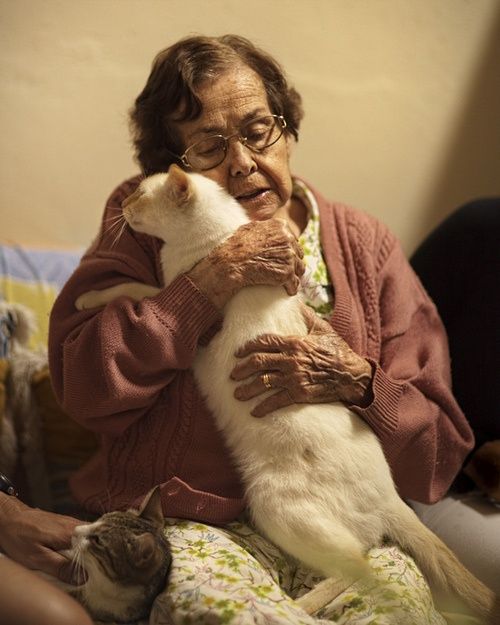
top-left (73, 523), bottom-right (90, 537)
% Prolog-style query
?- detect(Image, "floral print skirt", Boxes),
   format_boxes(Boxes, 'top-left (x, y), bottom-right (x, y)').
top-left (147, 516), bottom-right (448, 625)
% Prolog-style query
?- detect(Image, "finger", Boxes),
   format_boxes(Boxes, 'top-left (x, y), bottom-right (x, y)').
top-left (291, 237), bottom-right (304, 261)
top-left (234, 372), bottom-right (280, 401)
top-left (32, 548), bottom-right (74, 582)
top-left (251, 389), bottom-right (295, 418)
top-left (231, 352), bottom-right (288, 380)
top-left (295, 254), bottom-right (305, 278)
top-left (284, 274), bottom-right (301, 296)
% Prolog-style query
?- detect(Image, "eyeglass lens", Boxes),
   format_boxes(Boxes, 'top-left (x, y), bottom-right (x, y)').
top-left (184, 115), bottom-right (285, 170)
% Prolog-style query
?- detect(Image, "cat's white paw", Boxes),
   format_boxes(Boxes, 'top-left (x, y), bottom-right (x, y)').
top-left (75, 291), bottom-right (104, 310)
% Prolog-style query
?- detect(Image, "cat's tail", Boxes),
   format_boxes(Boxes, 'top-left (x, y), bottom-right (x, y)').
top-left (387, 502), bottom-right (500, 624)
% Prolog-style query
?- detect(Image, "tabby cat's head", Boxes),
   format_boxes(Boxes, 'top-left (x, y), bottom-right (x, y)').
top-left (70, 487), bottom-right (171, 621)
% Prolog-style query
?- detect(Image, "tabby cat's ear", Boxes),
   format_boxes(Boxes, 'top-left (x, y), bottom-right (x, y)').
top-left (132, 533), bottom-right (158, 569)
top-left (166, 164), bottom-right (193, 205)
top-left (138, 486), bottom-right (164, 527)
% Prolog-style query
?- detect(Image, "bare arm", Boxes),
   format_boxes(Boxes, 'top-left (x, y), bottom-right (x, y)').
top-left (0, 557), bottom-right (93, 625)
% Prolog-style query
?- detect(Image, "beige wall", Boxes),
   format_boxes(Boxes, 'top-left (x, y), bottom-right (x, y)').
top-left (1, 0), bottom-right (499, 254)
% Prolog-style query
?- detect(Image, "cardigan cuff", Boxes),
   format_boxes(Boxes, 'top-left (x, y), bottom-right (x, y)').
top-left (151, 274), bottom-right (222, 349)
top-left (352, 359), bottom-right (404, 437)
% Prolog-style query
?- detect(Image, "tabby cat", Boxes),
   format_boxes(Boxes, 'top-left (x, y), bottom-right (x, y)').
top-left (64, 487), bottom-right (171, 622)
top-left (76, 165), bottom-right (498, 623)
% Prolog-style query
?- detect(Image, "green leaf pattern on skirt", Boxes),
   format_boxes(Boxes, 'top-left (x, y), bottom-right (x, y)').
top-left (147, 517), bottom-right (447, 625)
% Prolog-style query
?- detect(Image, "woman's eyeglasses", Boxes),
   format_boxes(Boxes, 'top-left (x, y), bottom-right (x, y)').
top-left (176, 115), bottom-right (287, 171)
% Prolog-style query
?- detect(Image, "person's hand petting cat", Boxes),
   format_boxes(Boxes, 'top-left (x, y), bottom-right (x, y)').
top-left (0, 493), bottom-right (83, 584)
top-left (231, 305), bottom-right (373, 417)
top-left (189, 218), bottom-right (305, 310)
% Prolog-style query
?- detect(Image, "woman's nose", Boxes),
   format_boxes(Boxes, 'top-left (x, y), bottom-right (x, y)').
top-left (227, 138), bottom-right (257, 177)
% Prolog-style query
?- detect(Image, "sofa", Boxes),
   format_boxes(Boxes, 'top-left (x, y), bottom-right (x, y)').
top-left (0, 241), bottom-right (97, 514)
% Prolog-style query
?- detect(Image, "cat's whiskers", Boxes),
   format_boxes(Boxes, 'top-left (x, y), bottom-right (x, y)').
top-left (104, 213), bottom-right (125, 227)
top-left (69, 539), bottom-right (88, 588)
top-left (104, 214), bottom-right (128, 248)
top-left (116, 220), bottom-right (129, 247)
top-left (105, 224), bottom-right (122, 236)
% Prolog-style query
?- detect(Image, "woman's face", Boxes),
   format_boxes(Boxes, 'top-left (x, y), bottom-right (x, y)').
top-left (174, 65), bottom-right (294, 222)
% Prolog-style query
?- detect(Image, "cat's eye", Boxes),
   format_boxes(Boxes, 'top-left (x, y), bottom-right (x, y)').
top-left (89, 534), bottom-right (103, 546)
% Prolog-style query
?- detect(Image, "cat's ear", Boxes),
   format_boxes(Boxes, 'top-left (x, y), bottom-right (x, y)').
top-left (137, 486), bottom-right (164, 527)
top-left (132, 533), bottom-right (158, 569)
top-left (165, 164), bottom-right (193, 205)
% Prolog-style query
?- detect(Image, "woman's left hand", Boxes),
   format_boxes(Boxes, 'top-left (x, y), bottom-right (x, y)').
top-left (231, 306), bottom-right (373, 417)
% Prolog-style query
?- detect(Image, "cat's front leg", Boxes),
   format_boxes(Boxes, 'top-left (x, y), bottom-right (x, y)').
top-left (75, 282), bottom-right (161, 310)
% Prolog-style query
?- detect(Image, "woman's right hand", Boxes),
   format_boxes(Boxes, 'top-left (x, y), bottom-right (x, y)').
top-left (188, 219), bottom-right (305, 309)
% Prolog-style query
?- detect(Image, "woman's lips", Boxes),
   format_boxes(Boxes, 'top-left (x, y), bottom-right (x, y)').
top-left (236, 188), bottom-right (269, 201)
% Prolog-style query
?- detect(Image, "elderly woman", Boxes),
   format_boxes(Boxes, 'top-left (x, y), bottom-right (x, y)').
top-left (47, 35), bottom-right (474, 623)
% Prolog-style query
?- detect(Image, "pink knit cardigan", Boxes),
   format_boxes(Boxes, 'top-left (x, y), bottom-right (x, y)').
top-left (48, 176), bottom-right (474, 523)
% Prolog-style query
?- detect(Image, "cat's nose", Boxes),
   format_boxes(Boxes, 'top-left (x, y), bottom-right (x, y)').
top-left (71, 531), bottom-right (91, 551)
top-left (73, 523), bottom-right (90, 537)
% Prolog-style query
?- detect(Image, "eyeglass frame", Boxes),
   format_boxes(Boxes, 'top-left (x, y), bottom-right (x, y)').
top-left (171, 114), bottom-right (287, 171)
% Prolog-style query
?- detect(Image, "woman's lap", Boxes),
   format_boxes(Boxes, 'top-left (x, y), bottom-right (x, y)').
top-left (149, 517), bottom-right (446, 625)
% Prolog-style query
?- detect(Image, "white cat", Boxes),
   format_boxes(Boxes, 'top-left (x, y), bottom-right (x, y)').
top-left (76, 165), bottom-right (498, 623)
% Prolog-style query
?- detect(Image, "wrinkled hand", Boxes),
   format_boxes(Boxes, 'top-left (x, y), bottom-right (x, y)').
top-left (189, 219), bottom-right (305, 309)
top-left (0, 495), bottom-right (84, 583)
top-left (231, 305), bottom-right (373, 417)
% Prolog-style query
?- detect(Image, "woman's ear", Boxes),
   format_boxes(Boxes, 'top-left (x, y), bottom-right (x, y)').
top-left (285, 133), bottom-right (295, 160)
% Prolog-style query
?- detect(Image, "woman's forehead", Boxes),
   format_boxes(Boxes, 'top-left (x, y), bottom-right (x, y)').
top-left (178, 66), bottom-right (271, 142)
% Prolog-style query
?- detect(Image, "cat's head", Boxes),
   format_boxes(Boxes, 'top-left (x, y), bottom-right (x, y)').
top-left (122, 164), bottom-right (248, 245)
top-left (70, 487), bottom-right (171, 620)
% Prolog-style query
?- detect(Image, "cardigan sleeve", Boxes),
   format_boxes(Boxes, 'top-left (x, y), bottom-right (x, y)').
top-left (351, 230), bottom-right (474, 504)
top-left (48, 178), bottom-right (222, 436)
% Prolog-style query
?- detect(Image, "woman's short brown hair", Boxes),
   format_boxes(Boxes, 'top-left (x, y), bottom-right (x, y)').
top-left (130, 35), bottom-right (303, 175)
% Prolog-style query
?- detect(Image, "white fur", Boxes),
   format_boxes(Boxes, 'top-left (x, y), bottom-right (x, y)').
top-left (83, 169), bottom-right (498, 621)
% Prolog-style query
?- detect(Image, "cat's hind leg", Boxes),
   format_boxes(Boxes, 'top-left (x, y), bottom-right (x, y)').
top-left (256, 507), bottom-right (371, 578)
top-left (253, 509), bottom-right (373, 614)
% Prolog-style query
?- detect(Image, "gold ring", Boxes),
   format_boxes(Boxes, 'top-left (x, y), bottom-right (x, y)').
top-left (262, 373), bottom-right (272, 390)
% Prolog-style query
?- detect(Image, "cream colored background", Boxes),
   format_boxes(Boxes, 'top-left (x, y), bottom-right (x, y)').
top-left (1, 0), bottom-right (499, 254)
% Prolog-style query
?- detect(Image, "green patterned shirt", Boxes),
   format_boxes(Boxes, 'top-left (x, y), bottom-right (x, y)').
top-left (294, 179), bottom-right (334, 319)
